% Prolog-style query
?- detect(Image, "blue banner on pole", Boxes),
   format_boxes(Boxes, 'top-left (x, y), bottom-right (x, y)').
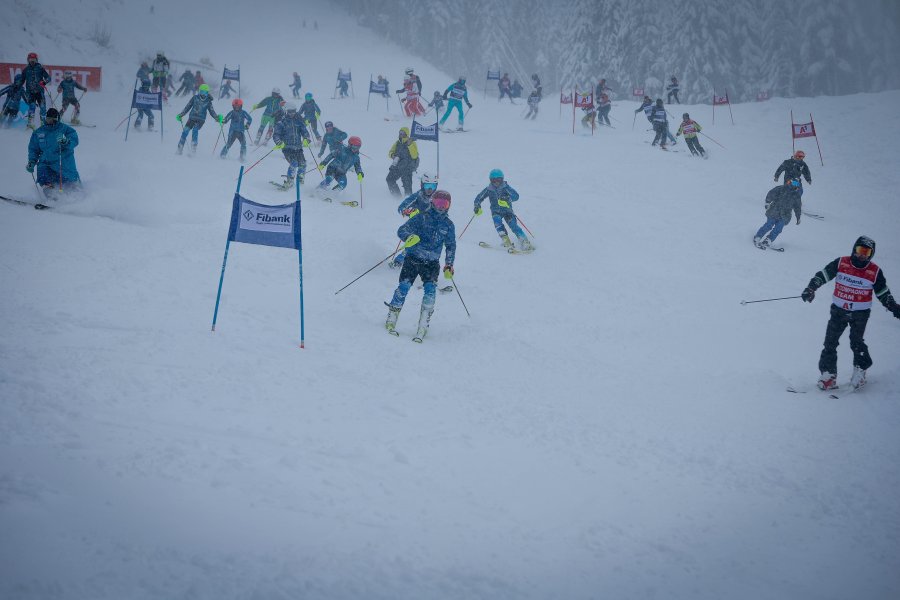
top-left (222, 67), bottom-right (240, 81)
top-left (338, 70), bottom-right (352, 82)
top-left (132, 90), bottom-right (162, 111)
top-left (486, 70), bottom-right (501, 80)
top-left (409, 119), bottom-right (439, 142)
top-left (369, 80), bottom-right (387, 94)
top-left (227, 194), bottom-right (302, 250)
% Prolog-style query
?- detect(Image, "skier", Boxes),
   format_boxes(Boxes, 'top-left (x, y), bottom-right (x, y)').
top-left (524, 89), bottom-right (541, 120)
top-left (675, 112), bottom-right (706, 157)
top-left (635, 95), bottom-right (653, 124)
top-left (440, 77), bottom-right (472, 130)
top-left (377, 75), bottom-right (391, 98)
top-left (272, 102), bottom-right (311, 189)
top-left (396, 68), bottom-right (425, 117)
top-left (318, 120), bottom-right (347, 159)
top-left (473, 169), bottom-right (532, 251)
top-left (193, 71), bottom-right (205, 93)
top-left (176, 70), bottom-right (195, 96)
top-left (753, 179), bottom-right (802, 249)
top-left (386, 127), bottom-right (420, 197)
top-left (151, 51), bottom-right (170, 97)
top-left (0, 74), bottom-right (26, 128)
top-left (57, 71), bottom-right (87, 125)
top-left (338, 76), bottom-right (349, 98)
top-left (597, 93), bottom-right (612, 126)
top-left (510, 79), bottom-right (523, 99)
top-left (384, 189), bottom-right (456, 341)
top-left (220, 98), bottom-right (252, 162)
top-left (251, 87), bottom-right (285, 145)
top-left (299, 92), bottom-right (322, 142)
top-left (22, 52), bottom-right (50, 129)
top-left (580, 97), bottom-right (596, 129)
top-left (498, 73), bottom-right (513, 102)
top-left (390, 173), bottom-right (439, 268)
top-left (290, 72), bottom-right (302, 98)
top-left (219, 79), bottom-right (234, 99)
top-left (774, 150), bottom-right (812, 196)
top-left (531, 74), bottom-right (543, 99)
top-left (175, 83), bottom-right (221, 155)
top-left (134, 64), bottom-right (155, 131)
top-left (316, 135), bottom-right (364, 194)
top-left (650, 99), bottom-right (670, 149)
top-left (801, 236), bottom-right (900, 390)
top-left (667, 76), bottom-right (680, 104)
top-left (26, 107), bottom-right (80, 194)
top-left (427, 91), bottom-right (444, 115)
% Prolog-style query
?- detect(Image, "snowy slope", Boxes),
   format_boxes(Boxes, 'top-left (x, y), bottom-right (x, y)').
top-left (2, 2), bottom-right (900, 599)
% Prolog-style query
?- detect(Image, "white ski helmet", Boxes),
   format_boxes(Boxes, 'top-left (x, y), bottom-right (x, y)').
top-left (272, 87), bottom-right (282, 95)
top-left (283, 101), bottom-right (298, 113)
top-left (405, 67), bottom-right (414, 75)
top-left (420, 172), bottom-right (438, 194)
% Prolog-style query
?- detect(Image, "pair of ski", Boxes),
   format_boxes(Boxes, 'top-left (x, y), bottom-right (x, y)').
top-left (478, 241), bottom-right (534, 255)
top-left (786, 382), bottom-right (863, 400)
top-left (802, 211), bottom-right (824, 220)
top-left (0, 194), bottom-right (52, 210)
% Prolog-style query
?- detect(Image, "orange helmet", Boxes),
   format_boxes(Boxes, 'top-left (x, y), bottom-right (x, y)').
top-left (232, 98), bottom-right (243, 109)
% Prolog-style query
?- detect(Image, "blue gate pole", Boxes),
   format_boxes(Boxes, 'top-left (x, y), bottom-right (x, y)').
top-left (212, 166), bottom-right (244, 331)
top-left (296, 173), bottom-right (306, 348)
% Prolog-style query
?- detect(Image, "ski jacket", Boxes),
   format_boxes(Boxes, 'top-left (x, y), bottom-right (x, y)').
top-left (300, 99), bottom-right (320, 122)
top-left (807, 257), bottom-right (894, 312)
top-left (28, 121), bottom-right (80, 179)
top-left (22, 63), bottom-right (51, 94)
top-left (224, 109), bottom-right (252, 133)
top-left (137, 65), bottom-right (152, 86)
top-left (291, 74), bottom-right (302, 88)
top-left (179, 71), bottom-right (195, 85)
top-left (774, 158), bottom-right (811, 184)
top-left (57, 79), bottom-right (86, 100)
top-left (397, 210), bottom-right (456, 266)
top-left (635, 99), bottom-right (653, 116)
top-left (178, 93), bottom-right (218, 124)
top-left (667, 79), bottom-right (680, 92)
top-left (398, 190), bottom-right (432, 216)
top-left (651, 106), bottom-right (668, 124)
top-left (253, 94), bottom-right (283, 117)
top-left (428, 95), bottom-right (444, 110)
top-left (443, 82), bottom-right (470, 104)
top-left (511, 82), bottom-right (523, 97)
top-left (273, 113), bottom-right (310, 149)
top-left (677, 119), bottom-right (701, 138)
top-left (763, 184), bottom-right (802, 223)
top-left (599, 95), bottom-right (611, 109)
top-left (388, 128), bottom-right (419, 172)
top-left (152, 57), bottom-right (170, 77)
top-left (527, 92), bottom-right (540, 107)
top-left (474, 182), bottom-right (520, 213)
top-left (321, 145), bottom-right (363, 177)
top-left (499, 76), bottom-right (511, 91)
top-left (319, 126), bottom-right (347, 156)
top-left (396, 75), bottom-right (422, 95)
top-left (1, 82), bottom-right (26, 111)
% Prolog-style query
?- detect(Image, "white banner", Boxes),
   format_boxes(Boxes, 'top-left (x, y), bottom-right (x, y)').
top-left (239, 200), bottom-right (294, 234)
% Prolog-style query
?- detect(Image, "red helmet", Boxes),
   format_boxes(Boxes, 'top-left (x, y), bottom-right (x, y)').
top-left (27, 52), bottom-right (38, 61)
top-left (348, 136), bottom-right (362, 148)
top-left (793, 150), bottom-right (806, 160)
top-left (232, 98), bottom-right (243, 109)
top-left (431, 190), bottom-right (451, 213)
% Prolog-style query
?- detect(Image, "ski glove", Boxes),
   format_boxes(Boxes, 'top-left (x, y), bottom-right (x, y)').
top-left (891, 303), bottom-right (900, 319)
top-left (357, 173), bottom-right (364, 182)
top-left (466, 102), bottom-right (472, 109)
top-left (302, 139), bottom-right (310, 147)
top-left (57, 134), bottom-right (68, 145)
top-left (474, 206), bottom-right (483, 215)
top-left (317, 163), bottom-right (325, 171)
top-left (176, 114), bottom-right (183, 122)
top-left (402, 207), bottom-right (418, 218)
top-left (26, 161), bottom-right (35, 173)
top-left (274, 142), bottom-right (285, 150)
top-left (801, 288), bottom-right (815, 303)
top-left (404, 234), bottom-right (420, 248)
top-left (443, 265), bottom-right (454, 279)
top-left (218, 115), bottom-right (224, 124)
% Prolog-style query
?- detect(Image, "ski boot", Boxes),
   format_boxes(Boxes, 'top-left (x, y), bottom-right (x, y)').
top-left (70, 116), bottom-right (81, 125)
top-left (176, 142), bottom-right (184, 155)
top-left (220, 149), bottom-right (228, 159)
top-left (148, 122), bottom-right (155, 132)
top-left (519, 237), bottom-right (534, 252)
top-left (500, 234), bottom-right (513, 249)
top-left (26, 114), bottom-right (35, 130)
top-left (412, 302), bottom-right (434, 343)
top-left (817, 372), bottom-right (838, 391)
top-left (190, 143), bottom-right (197, 155)
top-left (850, 366), bottom-right (867, 390)
top-left (384, 303), bottom-right (400, 336)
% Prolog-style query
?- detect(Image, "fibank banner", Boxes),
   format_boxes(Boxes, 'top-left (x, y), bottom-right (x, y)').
top-left (132, 90), bottom-right (162, 110)
top-left (1, 63), bottom-right (102, 90)
top-left (227, 194), bottom-right (301, 249)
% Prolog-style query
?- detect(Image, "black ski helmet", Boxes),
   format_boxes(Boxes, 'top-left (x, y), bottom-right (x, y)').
top-left (656, 98), bottom-right (663, 106)
top-left (850, 236), bottom-right (876, 268)
top-left (683, 112), bottom-right (690, 119)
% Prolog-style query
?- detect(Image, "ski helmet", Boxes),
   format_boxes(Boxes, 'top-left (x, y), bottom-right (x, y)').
top-left (431, 190), bottom-right (451, 213)
top-left (683, 112), bottom-right (690, 120)
top-left (850, 236), bottom-right (876, 268)
top-left (656, 98), bottom-right (663, 106)
top-left (157, 51), bottom-right (164, 56)
top-left (405, 67), bottom-right (414, 75)
top-left (272, 87), bottom-right (281, 95)
top-left (348, 136), bottom-right (362, 150)
top-left (305, 92), bottom-right (313, 100)
top-left (458, 76), bottom-right (466, 83)
top-left (324, 120), bottom-right (334, 129)
top-left (489, 168), bottom-right (504, 181)
top-left (64, 71), bottom-right (73, 78)
top-left (45, 108), bottom-right (60, 122)
top-left (27, 52), bottom-right (38, 61)
top-left (283, 101), bottom-right (298, 113)
top-left (420, 172), bottom-right (438, 195)
top-left (198, 83), bottom-right (210, 94)
top-left (232, 98), bottom-right (243, 109)
top-left (293, 71), bottom-right (298, 77)
top-left (793, 150), bottom-right (806, 160)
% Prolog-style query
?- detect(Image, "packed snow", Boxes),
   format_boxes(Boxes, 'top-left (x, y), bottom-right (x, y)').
top-left (1, 2), bottom-right (899, 599)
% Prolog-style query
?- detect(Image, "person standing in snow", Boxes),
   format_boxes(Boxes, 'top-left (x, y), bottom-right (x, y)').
top-left (427, 91), bottom-right (445, 115)
top-left (635, 95), bottom-right (653, 125)
top-left (272, 102), bottom-right (311, 189)
top-left (753, 179), bottom-right (802, 249)
top-left (299, 92), bottom-right (322, 142)
top-left (26, 107), bottom-right (80, 194)
top-left (377, 75), bottom-right (391, 98)
top-left (390, 172), bottom-right (440, 269)
top-left (650, 99), bottom-right (671, 149)
top-left (220, 98), bottom-right (252, 162)
top-left (510, 79), bottom-right (523, 99)
top-left (473, 169), bottom-right (532, 251)
top-left (318, 120), bottom-right (347, 159)
top-left (396, 68), bottom-right (425, 117)
top-left (667, 76), bottom-right (680, 104)
top-left (290, 72), bottom-right (302, 98)
top-left (498, 73), bottom-right (513, 102)
top-left (251, 87), bottom-right (285, 145)
top-left (384, 189), bottom-right (456, 341)
top-left (57, 71), bottom-right (87, 125)
top-left (580, 96), bottom-right (597, 129)
top-left (151, 51), bottom-right (170, 97)
top-left (175, 83), bottom-right (221, 155)
top-left (676, 112), bottom-right (706, 157)
top-left (219, 80), bottom-right (234, 99)
top-left (800, 236), bottom-right (900, 391)
top-left (22, 52), bottom-right (50, 129)
top-left (316, 135), bottom-right (364, 193)
top-left (176, 70), bottom-right (195, 97)
top-left (0, 74), bottom-right (27, 128)
top-left (386, 127), bottom-right (419, 197)
top-left (597, 93), bottom-right (612, 126)
top-left (134, 63), bottom-right (155, 131)
top-left (774, 150), bottom-right (812, 197)
top-left (440, 77), bottom-right (472, 130)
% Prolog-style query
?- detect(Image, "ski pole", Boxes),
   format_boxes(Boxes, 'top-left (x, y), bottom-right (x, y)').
top-left (358, 176), bottom-right (364, 209)
top-left (740, 296), bottom-right (801, 305)
top-left (306, 144), bottom-right (323, 179)
top-left (457, 213), bottom-right (477, 240)
top-left (334, 242), bottom-right (402, 295)
top-left (515, 213), bottom-right (535, 238)
top-left (631, 111), bottom-right (637, 130)
top-left (700, 131), bottom-right (726, 149)
top-left (212, 123), bottom-right (224, 156)
top-left (241, 144), bottom-right (281, 177)
top-left (115, 112), bottom-right (133, 131)
top-left (58, 139), bottom-right (63, 191)
top-left (449, 276), bottom-right (471, 317)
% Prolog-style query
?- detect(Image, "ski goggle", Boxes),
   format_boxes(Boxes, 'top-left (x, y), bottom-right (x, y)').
top-left (490, 177), bottom-right (503, 184)
top-left (854, 245), bottom-right (873, 258)
top-left (794, 151), bottom-right (805, 159)
top-left (432, 197), bottom-right (450, 212)
top-left (422, 182), bottom-right (437, 191)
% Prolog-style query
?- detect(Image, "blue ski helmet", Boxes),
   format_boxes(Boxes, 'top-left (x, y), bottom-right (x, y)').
top-left (489, 169), bottom-right (504, 180)
top-left (305, 92), bottom-right (313, 100)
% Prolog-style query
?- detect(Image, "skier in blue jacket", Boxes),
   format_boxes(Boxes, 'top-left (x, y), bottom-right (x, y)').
top-left (272, 102), bottom-right (311, 188)
top-left (390, 173), bottom-right (439, 269)
top-left (175, 83), bottom-right (221, 155)
top-left (473, 169), bottom-right (532, 251)
top-left (57, 71), bottom-right (87, 125)
top-left (385, 189), bottom-right (457, 341)
top-left (439, 77), bottom-right (472, 131)
top-left (134, 63), bottom-right (155, 131)
top-left (220, 98), bottom-right (253, 162)
top-left (27, 107), bottom-right (80, 193)
top-left (300, 92), bottom-right (322, 142)
top-left (0, 74), bottom-right (26, 128)
top-left (22, 52), bottom-right (51, 128)
top-left (317, 135), bottom-right (364, 192)
top-left (318, 121), bottom-right (347, 158)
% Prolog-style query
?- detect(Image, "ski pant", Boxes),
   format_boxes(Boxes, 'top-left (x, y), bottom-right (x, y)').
top-left (282, 147), bottom-right (306, 180)
top-left (61, 98), bottom-right (80, 119)
top-left (291, 84), bottom-right (301, 98)
top-left (256, 115), bottom-right (275, 141)
top-left (755, 216), bottom-right (785, 242)
top-left (386, 166), bottom-right (413, 196)
top-left (403, 98), bottom-right (425, 117)
top-left (179, 119), bottom-right (204, 146)
top-left (318, 167), bottom-right (347, 191)
top-left (498, 88), bottom-right (513, 102)
top-left (222, 131), bottom-right (246, 158)
top-left (152, 75), bottom-right (167, 92)
top-left (306, 117), bottom-right (321, 140)
top-left (493, 209), bottom-right (527, 241)
top-left (36, 163), bottom-right (80, 188)
top-left (389, 255), bottom-right (439, 310)
top-left (26, 90), bottom-right (46, 122)
top-left (686, 136), bottom-right (705, 156)
top-left (598, 106), bottom-right (611, 125)
top-left (652, 122), bottom-right (668, 145)
top-left (581, 112), bottom-right (596, 128)
top-left (525, 104), bottom-right (539, 119)
top-left (440, 99), bottom-right (464, 126)
top-left (818, 305), bottom-right (872, 375)
top-left (667, 90), bottom-right (680, 104)
top-left (135, 107), bottom-right (154, 127)
top-left (176, 83), bottom-right (192, 96)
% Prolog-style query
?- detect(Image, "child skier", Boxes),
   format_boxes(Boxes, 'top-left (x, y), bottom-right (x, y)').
top-left (427, 91), bottom-right (444, 115)
top-left (650, 99), bottom-right (670, 149)
top-left (134, 64), bottom-right (155, 131)
top-left (176, 70), bottom-right (195, 96)
top-left (667, 76), bottom-right (680, 104)
top-left (272, 102), bottom-right (311, 189)
top-left (0, 74), bottom-right (26, 128)
top-left (597, 93), bottom-right (612, 126)
top-left (318, 121), bottom-right (347, 159)
top-left (580, 97), bottom-right (596, 129)
top-left (635, 95), bottom-right (653, 124)
top-left (220, 98), bottom-right (252, 162)
top-left (300, 92), bottom-right (322, 142)
top-left (175, 83), bottom-right (221, 155)
top-left (290, 72), bottom-right (302, 98)
top-left (524, 88), bottom-right (540, 120)
top-left (390, 173), bottom-right (439, 269)
top-left (251, 87), bottom-right (284, 145)
top-left (317, 135), bottom-right (364, 194)
top-left (801, 236), bottom-right (900, 390)
top-left (219, 80), bottom-right (234, 99)
top-left (676, 113), bottom-right (706, 158)
top-left (386, 127), bottom-right (419, 197)
top-left (396, 68), bottom-right (425, 117)
top-left (22, 52), bottom-right (50, 129)
top-left (26, 108), bottom-right (81, 194)
top-left (384, 189), bottom-right (456, 342)
top-left (440, 77), bottom-right (472, 130)
top-left (151, 51), bottom-right (170, 97)
top-left (473, 169), bottom-right (532, 251)
top-left (753, 179), bottom-right (802, 249)
top-left (57, 71), bottom-right (87, 125)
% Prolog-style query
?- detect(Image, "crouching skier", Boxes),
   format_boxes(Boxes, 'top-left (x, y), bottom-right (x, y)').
top-left (26, 107), bottom-right (81, 198)
top-left (316, 135), bottom-right (364, 196)
top-left (385, 190), bottom-right (456, 342)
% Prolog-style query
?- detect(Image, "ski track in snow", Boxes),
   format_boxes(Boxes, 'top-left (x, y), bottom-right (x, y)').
top-left (1, 2), bottom-right (900, 599)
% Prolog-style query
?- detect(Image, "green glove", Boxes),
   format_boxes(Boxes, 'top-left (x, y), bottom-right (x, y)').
top-left (357, 172), bottom-right (364, 182)
top-left (26, 161), bottom-right (35, 173)
top-left (317, 163), bottom-right (325, 171)
top-left (474, 207), bottom-right (483, 215)
top-left (315, 112), bottom-right (320, 119)
top-left (302, 139), bottom-right (310, 148)
top-left (274, 142), bottom-right (285, 150)
top-left (443, 265), bottom-right (454, 279)
top-left (176, 114), bottom-right (182, 122)
top-left (251, 104), bottom-right (258, 111)
top-left (218, 114), bottom-right (224, 124)
top-left (404, 234), bottom-right (420, 248)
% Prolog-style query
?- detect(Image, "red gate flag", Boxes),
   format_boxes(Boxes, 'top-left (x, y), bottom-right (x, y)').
top-left (757, 90), bottom-right (770, 102)
top-left (560, 91), bottom-right (573, 104)
top-left (792, 121), bottom-right (816, 139)
top-left (1, 63), bottom-right (103, 90)
top-left (575, 91), bottom-right (593, 108)
top-left (713, 92), bottom-right (729, 105)
top-left (632, 87), bottom-right (644, 97)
